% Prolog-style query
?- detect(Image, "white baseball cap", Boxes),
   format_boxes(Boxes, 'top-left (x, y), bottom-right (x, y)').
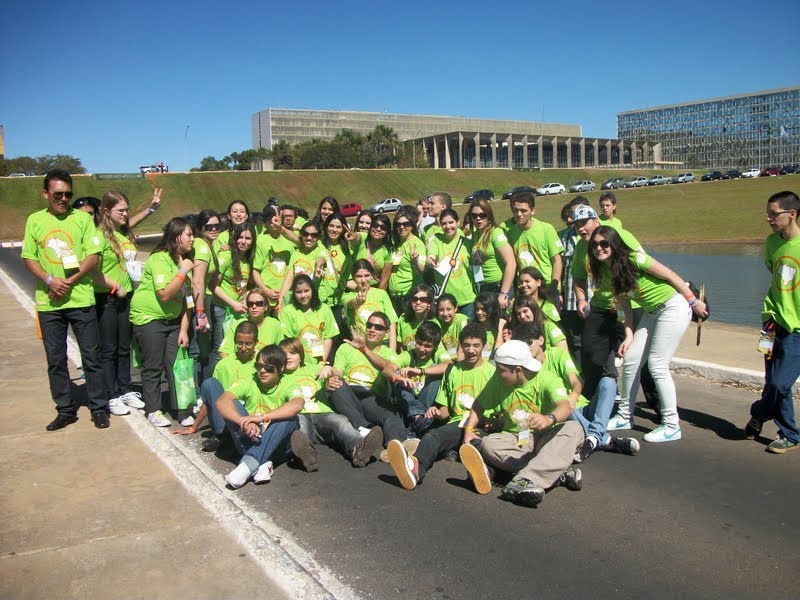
top-left (494, 341), bottom-right (542, 373)
top-left (572, 205), bottom-right (598, 222)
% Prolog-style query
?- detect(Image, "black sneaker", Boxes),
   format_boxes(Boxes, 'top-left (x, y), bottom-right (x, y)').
top-left (501, 477), bottom-right (545, 507)
top-left (743, 418), bottom-right (762, 440)
top-left (46, 413), bottom-right (78, 431)
top-left (290, 430), bottom-right (318, 472)
top-left (558, 467), bottom-right (583, 491)
top-left (605, 437), bottom-right (640, 456)
top-left (91, 410), bottom-right (110, 429)
top-left (574, 437), bottom-right (597, 463)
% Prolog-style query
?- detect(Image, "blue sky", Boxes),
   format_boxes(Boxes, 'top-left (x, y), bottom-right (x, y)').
top-left (1, 0), bottom-right (798, 173)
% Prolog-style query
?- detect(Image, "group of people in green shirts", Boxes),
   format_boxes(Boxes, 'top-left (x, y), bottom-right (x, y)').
top-left (24, 169), bottom-right (798, 509)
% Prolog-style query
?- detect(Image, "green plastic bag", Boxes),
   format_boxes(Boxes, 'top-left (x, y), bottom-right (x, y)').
top-left (131, 335), bottom-right (142, 370)
top-left (172, 347), bottom-right (197, 410)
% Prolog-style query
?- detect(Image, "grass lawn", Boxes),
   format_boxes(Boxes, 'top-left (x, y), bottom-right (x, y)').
top-left (1, 169), bottom-right (797, 243)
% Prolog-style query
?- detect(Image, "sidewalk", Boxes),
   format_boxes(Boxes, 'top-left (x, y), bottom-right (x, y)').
top-left (0, 282), bottom-right (288, 600)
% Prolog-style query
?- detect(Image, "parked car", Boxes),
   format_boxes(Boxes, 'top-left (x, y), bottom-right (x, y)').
top-left (721, 169), bottom-right (742, 179)
top-left (760, 167), bottom-right (780, 176)
top-left (535, 182), bottom-right (566, 195)
top-left (671, 172), bottom-right (695, 183)
top-left (601, 177), bottom-right (625, 190)
top-left (7, 172), bottom-right (27, 177)
top-left (501, 186), bottom-right (537, 200)
top-left (621, 176), bottom-right (649, 188)
top-left (778, 165), bottom-right (797, 175)
top-left (340, 202), bottom-right (362, 217)
top-left (464, 189), bottom-right (495, 204)
top-left (568, 180), bottom-right (596, 193)
top-left (371, 197), bottom-right (402, 213)
top-left (648, 174), bottom-right (671, 186)
top-left (741, 168), bottom-right (760, 178)
top-left (701, 171), bottom-right (724, 181)
top-left (140, 163), bottom-right (168, 173)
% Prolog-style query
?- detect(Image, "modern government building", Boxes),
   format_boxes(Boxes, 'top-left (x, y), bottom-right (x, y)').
top-left (252, 86), bottom-right (799, 170)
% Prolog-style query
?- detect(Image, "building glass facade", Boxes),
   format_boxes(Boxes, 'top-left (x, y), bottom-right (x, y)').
top-left (617, 87), bottom-right (800, 169)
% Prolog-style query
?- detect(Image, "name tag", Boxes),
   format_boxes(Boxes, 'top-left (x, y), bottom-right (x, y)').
top-left (61, 247), bottom-right (79, 270)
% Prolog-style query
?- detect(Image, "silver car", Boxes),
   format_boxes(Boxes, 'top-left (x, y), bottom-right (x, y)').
top-left (371, 197), bottom-right (403, 213)
top-left (648, 174), bottom-right (672, 186)
top-left (671, 172), bottom-right (695, 184)
top-left (622, 176), bottom-right (649, 188)
top-left (568, 180), bottom-right (596, 193)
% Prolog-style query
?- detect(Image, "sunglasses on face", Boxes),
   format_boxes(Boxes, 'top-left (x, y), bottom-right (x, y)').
top-left (371, 223), bottom-right (389, 231)
top-left (247, 300), bottom-right (266, 307)
top-left (255, 362), bottom-right (278, 373)
top-left (590, 239), bottom-right (611, 250)
top-left (55, 192), bottom-right (75, 201)
top-left (470, 212), bottom-right (486, 220)
top-left (203, 223), bottom-right (221, 231)
top-left (395, 221), bottom-right (412, 229)
top-left (411, 295), bottom-right (431, 303)
top-left (365, 321), bottom-right (388, 332)
top-left (302, 231), bottom-right (320, 238)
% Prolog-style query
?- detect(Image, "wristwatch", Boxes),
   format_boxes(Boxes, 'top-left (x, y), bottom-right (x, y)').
top-left (546, 413), bottom-right (557, 425)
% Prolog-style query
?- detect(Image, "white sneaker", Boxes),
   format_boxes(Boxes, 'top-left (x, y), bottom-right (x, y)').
top-left (179, 415), bottom-right (195, 427)
top-left (118, 391), bottom-right (145, 409)
top-left (225, 463), bottom-right (252, 489)
top-left (108, 397), bottom-right (130, 416)
top-left (643, 425), bottom-right (682, 443)
top-left (253, 461), bottom-right (274, 483)
top-left (607, 415), bottom-right (632, 431)
top-left (147, 410), bottom-right (171, 427)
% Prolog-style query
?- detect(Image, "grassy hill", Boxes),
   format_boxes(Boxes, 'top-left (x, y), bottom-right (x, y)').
top-left (1, 168), bottom-right (797, 243)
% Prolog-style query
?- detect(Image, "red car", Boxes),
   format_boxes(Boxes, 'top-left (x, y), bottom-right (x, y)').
top-left (340, 202), bottom-right (362, 217)
top-left (760, 167), bottom-right (780, 176)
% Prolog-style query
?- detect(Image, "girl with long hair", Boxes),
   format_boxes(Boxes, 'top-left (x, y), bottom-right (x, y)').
top-left (516, 266), bottom-right (561, 324)
top-left (464, 199), bottom-right (516, 310)
top-left (354, 211), bottom-right (373, 233)
top-left (388, 206), bottom-right (426, 312)
top-left (474, 291), bottom-right (505, 359)
top-left (312, 196), bottom-right (340, 227)
top-left (342, 259), bottom-right (397, 348)
top-left (397, 283), bottom-right (435, 352)
top-left (276, 221), bottom-right (327, 309)
top-left (251, 205), bottom-right (296, 308)
top-left (190, 209), bottom-right (224, 379)
top-left (211, 222), bottom-right (258, 331)
top-left (318, 212), bottom-right (351, 305)
top-left (347, 212), bottom-right (393, 289)
top-left (505, 295), bottom-right (568, 351)
top-left (213, 199), bottom-right (250, 252)
top-left (278, 274), bottom-right (339, 364)
top-left (426, 208), bottom-right (476, 320)
top-left (217, 288), bottom-right (284, 359)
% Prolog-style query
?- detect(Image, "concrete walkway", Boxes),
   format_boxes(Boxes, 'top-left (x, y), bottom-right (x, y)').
top-left (0, 282), bottom-right (288, 600)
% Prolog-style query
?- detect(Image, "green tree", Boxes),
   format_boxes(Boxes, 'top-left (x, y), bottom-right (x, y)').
top-left (0, 156), bottom-right (38, 176)
top-left (36, 154), bottom-right (86, 174)
top-left (268, 140), bottom-right (294, 169)
top-left (365, 124), bottom-right (400, 168)
top-left (198, 155), bottom-right (228, 171)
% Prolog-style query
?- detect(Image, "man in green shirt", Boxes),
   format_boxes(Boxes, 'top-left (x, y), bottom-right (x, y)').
top-left (505, 192), bottom-right (563, 286)
top-left (745, 191), bottom-right (800, 454)
top-left (387, 323), bottom-right (495, 490)
top-left (460, 340), bottom-right (585, 507)
top-left (21, 170), bottom-right (109, 430)
top-left (421, 192), bottom-right (452, 245)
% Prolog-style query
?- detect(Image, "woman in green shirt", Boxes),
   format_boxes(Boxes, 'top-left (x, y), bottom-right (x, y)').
top-left (588, 226), bottom-right (707, 443)
top-left (517, 266), bottom-right (562, 324)
top-left (465, 199), bottom-right (516, 310)
top-left (129, 217), bottom-right (195, 427)
top-left (426, 208), bottom-right (476, 320)
top-left (211, 222), bottom-right (257, 333)
top-left (279, 274), bottom-right (339, 364)
top-left (277, 221), bottom-right (327, 308)
top-left (397, 284), bottom-right (435, 352)
top-left (190, 209), bottom-right (224, 381)
top-left (388, 206), bottom-right (427, 312)
top-left (318, 212), bottom-right (351, 305)
top-left (342, 259), bottom-right (398, 348)
top-left (214, 200), bottom-right (250, 252)
top-left (347, 213), bottom-right (393, 289)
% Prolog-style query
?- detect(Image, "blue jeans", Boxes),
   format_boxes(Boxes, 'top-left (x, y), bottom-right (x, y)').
top-left (581, 376), bottom-right (617, 445)
top-left (224, 398), bottom-right (297, 473)
top-left (200, 377), bottom-right (227, 435)
top-left (751, 326), bottom-right (800, 443)
top-left (298, 413), bottom-right (361, 457)
top-left (395, 379), bottom-right (441, 419)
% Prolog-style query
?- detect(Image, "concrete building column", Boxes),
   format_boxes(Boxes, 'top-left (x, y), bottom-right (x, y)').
top-left (474, 133), bottom-right (481, 168)
top-left (444, 136), bottom-right (451, 169)
top-left (522, 135), bottom-right (529, 169)
top-left (565, 138), bottom-right (572, 169)
top-left (618, 140), bottom-right (625, 165)
top-left (552, 136), bottom-right (558, 168)
top-left (506, 134), bottom-right (513, 168)
top-left (433, 136), bottom-right (439, 169)
top-left (579, 138), bottom-right (586, 168)
top-left (642, 142), bottom-right (649, 165)
top-left (653, 142), bottom-right (662, 164)
top-left (592, 139), bottom-right (599, 167)
top-left (491, 134), bottom-right (497, 168)
top-left (537, 136), bottom-right (544, 169)
top-left (630, 141), bottom-right (637, 165)
top-left (458, 132), bottom-right (464, 169)
top-left (606, 140), bottom-right (612, 166)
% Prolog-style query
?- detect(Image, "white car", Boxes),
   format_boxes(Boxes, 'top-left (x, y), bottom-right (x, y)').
top-left (568, 180), bottom-right (596, 193)
top-left (536, 182), bottom-right (566, 195)
top-left (742, 168), bottom-right (760, 178)
top-left (371, 197), bottom-right (402, 213)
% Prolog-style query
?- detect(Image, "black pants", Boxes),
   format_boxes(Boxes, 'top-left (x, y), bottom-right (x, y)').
top-left (415, 421), bottom-right (463, 481)
top-left (328, 383), bottom-right (407, 445)
top-left (39, 307), bottom-right (107, 415)
top-left (580, 308), bottom-right (619, 400)
top-left (561, 309), bottom-right (584, 369)
top-left (95, 293), bottom-right (132, 398)
top-left (133, 319), bottom-right (180, 415)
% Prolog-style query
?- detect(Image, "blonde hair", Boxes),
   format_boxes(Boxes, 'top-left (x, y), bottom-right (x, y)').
top-left (99, 190), bottom-right (136, 262)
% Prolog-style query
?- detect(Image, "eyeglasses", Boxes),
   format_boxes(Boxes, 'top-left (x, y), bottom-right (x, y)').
top-left (203, 223), bottom-right (221, 231)
top-left (371, 222), bottom-right (389, 231)
top-left (255, 362), bottom-right (278, 373)
top-left (470, 212), bottom-right (487, 220)
top-left (365, 321), bottom-right (388, 331)
top-left (395, 221), bottom-right (412, 229)
top-left (302, 231), bottom-right (320, 238)
top-left (55, 191), bottom-right (75, 201)
top-left (411, 295), bottom-right (431, 303)
top-left (766, 210), bottom-right (792, 219)
top-left (590, 239), bottom-right (611, 250)
top-left (247, 300), bottom-right (266, 307)
top-left (112, 208), bottom-right (129, 214)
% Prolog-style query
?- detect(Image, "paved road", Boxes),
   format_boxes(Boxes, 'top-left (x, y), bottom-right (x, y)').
top-left (3, 248), bottom-right (798, 599)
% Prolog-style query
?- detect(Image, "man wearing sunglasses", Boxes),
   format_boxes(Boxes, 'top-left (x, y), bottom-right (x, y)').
top-left (22, 170), bottom-right (109, 431)
top-left (327, 312), bottom-right (416, 451)
top-left (214, 345), bottom-right (303, 488)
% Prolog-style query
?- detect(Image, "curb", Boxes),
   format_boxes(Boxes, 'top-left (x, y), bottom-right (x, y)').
top-left (671, 357), bottom-right (800, 399)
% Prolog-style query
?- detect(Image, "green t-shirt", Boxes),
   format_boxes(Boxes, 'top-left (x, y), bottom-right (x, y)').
top-left (218, 316), bottom-right (285, 358)
top-left (129, 251), bottom-right (191, 326)
top-left (318, 243), bottom-right (349, 303)
top-left (428, 233), bottom-right (476, 307)
top-left (333, 343), bottom-right (398, 398)
top-left (287, 244), bottom-right (326, 280)
top-left (388, 235), bottom-right (427, 297)
top-left (352, 234), bottom-right (391, 282)
top-left (283, 364), bottom-right (334, 415)
top-left (254, 232), bottom-right (295, 292)
top-left (436, 313), bottom-right (470, 358)
top-left (397, 314), bottom-right (426, 352)
top-left (394, 347), bottom-right (452, 394)
top-left (499, 217), bottom-right (516, 232)
top-left (213, 250), bottom-right (251, 307)
top-left (544, 320), bottom-right (567, 349)
top-left (512, 219), bottom-right (564, 283)
top-left (227, 376), bottom-right (295, 415)
top-left (476, 369), bottom-right (569, 434)
top-left (540, 298), bottom-right (561, 323)
top-left (434, 360), bottom-right (497, 425)
top-left (342, 287), bottom-right (397, 335)
top-left (471, 226), bottom-right (511, 285)
top-left (628, 250), bottom-right (678, 312)
top-left (541, 347), bottom-right (588, 409)
top-left (212, 355), bottom-right (256, 390)
top-left (94, 229), bottom-right (136, 293)
top-left (423, 222), bottom-right (443, 246)
top-left (762, 232), bottom-right (800, 332)
top-left (599, 215), bottom-right (623, 229)
top-left (193, 237), bottom-right (217, 296)
top-left (22, 208), bottom-right (103, 311)
top-left (278, 303), bottom-right (339, 361)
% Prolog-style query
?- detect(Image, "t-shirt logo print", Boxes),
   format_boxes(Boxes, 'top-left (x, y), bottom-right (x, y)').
top-left (777, 262), bottom-right (797, 290)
